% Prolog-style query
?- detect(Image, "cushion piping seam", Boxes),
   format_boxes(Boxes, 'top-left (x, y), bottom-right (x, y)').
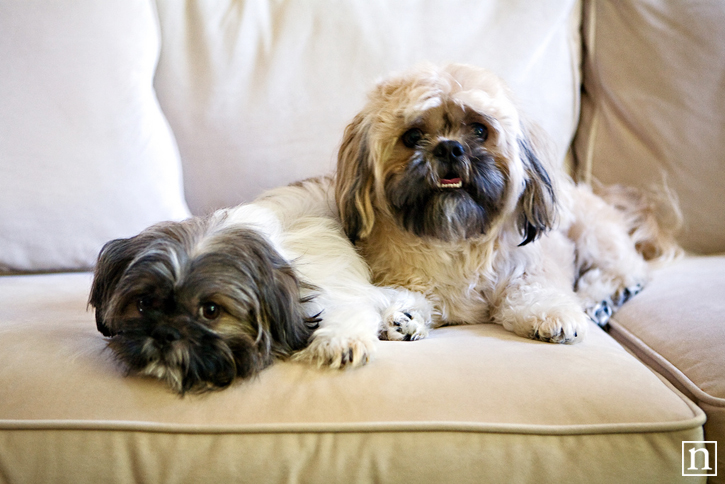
top-left (0, 417), bottom-right (706, 435)
top-left (609, 318), bottom-right (725, 407)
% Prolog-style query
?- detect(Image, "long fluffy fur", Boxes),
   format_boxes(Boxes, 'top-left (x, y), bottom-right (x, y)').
top-left (251, 178), bottom-right (433, 366)
top-left (89, 215), bottom-right (315, 394)
top-left (593, 181), bottom-right (683, 265)
top-left (90, 177), bottom-right (434, 392)
top-left (91, 63), bottom-right (682, 392)
top-left (334, 63), bottom-right (680, 341)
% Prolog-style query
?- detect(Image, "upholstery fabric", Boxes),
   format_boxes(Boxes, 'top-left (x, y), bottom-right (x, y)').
top-left (153, 0), bottom-right (583, 215)
top-left (574, 0), bottom-right (725, 254)
top-left (0, 1), bottom-right (720, 482)
top-left (0, 0), bottom-right (190, 272)
top-left (608, 256), bottom-right (725, 484)
top-left (0, 273), bottom-right (705, 483)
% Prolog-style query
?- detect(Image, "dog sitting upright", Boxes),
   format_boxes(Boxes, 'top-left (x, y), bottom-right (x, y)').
top-left (335, 63), bottom-right (680, 343)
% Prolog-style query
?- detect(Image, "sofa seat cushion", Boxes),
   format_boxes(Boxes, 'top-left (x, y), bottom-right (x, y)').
top-left (608, 255), bottom-right (725, 483)
top-left (0, 273), bottom-right (705, 483)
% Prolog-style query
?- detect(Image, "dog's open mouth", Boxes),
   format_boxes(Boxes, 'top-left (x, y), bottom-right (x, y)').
top-left (437, 177), bottom-right (462, 188)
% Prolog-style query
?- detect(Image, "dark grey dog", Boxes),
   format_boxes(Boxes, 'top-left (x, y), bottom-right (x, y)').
top-left (89, 215), bottom-right (316, 394)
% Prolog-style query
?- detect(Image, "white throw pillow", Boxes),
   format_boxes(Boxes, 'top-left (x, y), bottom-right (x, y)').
top-left (0, 0), bottom-right (189, 272)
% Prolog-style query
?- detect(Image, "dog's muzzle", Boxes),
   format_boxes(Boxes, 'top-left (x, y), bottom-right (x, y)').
top-left (433, 140), bottom-right (465, 188)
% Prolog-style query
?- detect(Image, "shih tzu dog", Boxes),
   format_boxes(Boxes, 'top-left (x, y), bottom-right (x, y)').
top-left (90, 62), bottom-right (679, 393)
top-left (90, 177), bottom-right (430, 394)
top-left (334, 63), bottom-right (679, 343)
top-left (89, 211), bottom-right (314, 394)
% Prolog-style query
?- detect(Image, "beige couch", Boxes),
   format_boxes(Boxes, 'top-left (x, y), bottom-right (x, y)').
top-left (1, 1), bottom-right (723, 482)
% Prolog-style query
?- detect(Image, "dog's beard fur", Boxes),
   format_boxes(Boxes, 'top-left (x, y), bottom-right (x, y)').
top-left (382, 104), bottom-right (510, 242)
top-left (89, 217), bottom-right (315, 394)
top-left (337, 68), bottom-right (557, 248)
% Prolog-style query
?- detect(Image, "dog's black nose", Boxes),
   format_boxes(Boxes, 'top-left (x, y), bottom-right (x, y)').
top-left (433, 140), bottom-right (465, 163)
top-left (152, 326), bottom-right (181, 345)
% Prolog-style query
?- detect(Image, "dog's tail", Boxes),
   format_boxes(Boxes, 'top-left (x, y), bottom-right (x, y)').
top-left (594, 180), bottom-right (684, 265)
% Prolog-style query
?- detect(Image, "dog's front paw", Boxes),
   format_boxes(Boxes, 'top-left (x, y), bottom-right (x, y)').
top-left (379, 288), bottom-right (433, 342)
top-left (294, 333), bottom-right (376, 369)
top-left (529, 310), bottom-right (588, 344)
top-left (380, 310), bottom-right (429, 341)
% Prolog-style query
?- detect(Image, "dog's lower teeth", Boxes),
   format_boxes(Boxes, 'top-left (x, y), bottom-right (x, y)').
top-left (438, 181), bottom-right (462, 188)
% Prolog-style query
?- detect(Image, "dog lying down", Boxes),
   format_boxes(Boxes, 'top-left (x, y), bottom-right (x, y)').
top-left (89, 64), bottom-right (680, 394)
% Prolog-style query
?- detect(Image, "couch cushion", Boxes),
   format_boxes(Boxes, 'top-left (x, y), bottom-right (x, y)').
top-left (608, 256), bottom-right (725, 483)
top-left (0, 0), bottom-right (190, 272)
top-left (0, 273), bottom-right (705, 483)
top-left (574, 0), bottom-right (725, 254)
top-left (153, 0), bottom-right (583, 215)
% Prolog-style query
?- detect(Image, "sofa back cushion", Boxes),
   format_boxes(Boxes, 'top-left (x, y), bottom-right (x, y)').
top-left (0, 0), bottom-right (190, 272)
top-left (574, 0), bottom-right (725, 254)
top-left (153, 0), bottom-right (583, 215)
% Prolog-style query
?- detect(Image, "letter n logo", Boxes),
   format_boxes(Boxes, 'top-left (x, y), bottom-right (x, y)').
top-left (682, 441), bottom-right (717, 477)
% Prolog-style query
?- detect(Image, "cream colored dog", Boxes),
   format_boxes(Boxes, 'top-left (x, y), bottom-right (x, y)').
top-left (333, 63), bottom-right (679, 345)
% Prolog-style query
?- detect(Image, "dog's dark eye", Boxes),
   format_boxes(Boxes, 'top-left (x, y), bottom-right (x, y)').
top-left (137, 296), bottom-right (158, 314)
top-left (401, 128), bottom-right (424, 148)
top-left (200, 302), bottom-right (221, 320)
top-left (471, 123), bottom-right (488, 141)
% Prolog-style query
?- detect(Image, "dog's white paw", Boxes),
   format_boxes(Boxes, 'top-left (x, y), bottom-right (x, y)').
top-left (379, 287), bottom-right (433, 342)
top-left (294, 333), bottom-right (376, 369)
top-left (527, 310), bottom-right (588, 344)
top-left (380, 309), bottom-right (429, 341)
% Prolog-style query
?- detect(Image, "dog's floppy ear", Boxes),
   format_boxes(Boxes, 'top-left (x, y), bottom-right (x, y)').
top-left (88, 237), bottom-right (140, 336)
top-left (259, 261), bottom-right (317, 356)
top-left (335, 113), bottom-right (376, 244)
top-left (220, 228), bottom-right (315, 361)
top-left (516, 124), bottom-right (557, 246)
